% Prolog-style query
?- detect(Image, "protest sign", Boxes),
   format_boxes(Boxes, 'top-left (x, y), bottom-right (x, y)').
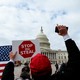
top-left (12, 39), bottom-right (40, 61)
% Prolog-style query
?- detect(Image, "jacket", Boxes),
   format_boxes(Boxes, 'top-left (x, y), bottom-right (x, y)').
top-left (51, 39), bottom-right (80, 80)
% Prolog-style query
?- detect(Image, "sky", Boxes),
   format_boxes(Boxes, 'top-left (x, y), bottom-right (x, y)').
top-left (0, 0), bottom-right (80, 50)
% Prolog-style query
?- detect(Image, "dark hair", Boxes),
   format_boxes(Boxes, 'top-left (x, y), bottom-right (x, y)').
top-left (20, 71), bottom-right (30, 79)
top-left (21, 66), bottom-right (30, 73)
top-left (20, 66), bottom-right (30, 80)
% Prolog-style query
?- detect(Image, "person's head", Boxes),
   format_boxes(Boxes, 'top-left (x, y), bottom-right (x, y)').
top-left (21, 66), bottom-right (30, 73)
top-left (30, 53), bottom-right (52, 80)
top-left (20, 66), bottom-right (30, 79)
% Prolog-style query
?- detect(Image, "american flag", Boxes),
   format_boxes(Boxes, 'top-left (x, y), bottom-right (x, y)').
top-left (0, 45), bottom-right (12, 80)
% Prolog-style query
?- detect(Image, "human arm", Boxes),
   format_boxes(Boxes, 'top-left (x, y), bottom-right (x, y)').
top-left (57, 25), bottom-right (80, 64)
top-left (53, 25), bottom-right (80, 79)
top-left (1, 52), bottom-right (16, 80)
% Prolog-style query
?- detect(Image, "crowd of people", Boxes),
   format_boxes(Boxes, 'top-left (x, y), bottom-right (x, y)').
top-left (1, 25), bottom-right (80, 80)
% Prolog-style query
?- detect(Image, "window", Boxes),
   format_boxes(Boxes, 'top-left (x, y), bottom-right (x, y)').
top-left (64, 56), bottom-right (66, 59)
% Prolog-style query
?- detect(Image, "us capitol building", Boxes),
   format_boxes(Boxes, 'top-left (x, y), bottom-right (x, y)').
top-left (36, 27), bottom-right (68, 64)
top-left (22, 27), bottom-right (68, 65)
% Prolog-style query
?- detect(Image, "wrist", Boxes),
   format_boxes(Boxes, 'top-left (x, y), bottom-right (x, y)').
top-left (63, 34), bottom-right (70, 41)
top-left (10, 59), bottom-right (14, 63)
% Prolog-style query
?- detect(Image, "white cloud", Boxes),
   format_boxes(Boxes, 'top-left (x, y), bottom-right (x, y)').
top-left (0, 0), bottom-right (80, 50)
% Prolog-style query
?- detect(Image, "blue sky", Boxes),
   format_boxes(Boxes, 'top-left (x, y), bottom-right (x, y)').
top-left (0, 0), bottom-right (80, 50)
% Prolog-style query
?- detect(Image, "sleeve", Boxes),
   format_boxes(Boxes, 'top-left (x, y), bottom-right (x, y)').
top-left (1, 62), bottom-right (14, 80)
top-left (65, 39), bottom-right (80, 64)
top-left (51, 38), bottom-right (80, 80)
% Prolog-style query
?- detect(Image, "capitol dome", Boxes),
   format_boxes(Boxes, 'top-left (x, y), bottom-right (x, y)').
top-left (36, 27), bottom-right (50, 49)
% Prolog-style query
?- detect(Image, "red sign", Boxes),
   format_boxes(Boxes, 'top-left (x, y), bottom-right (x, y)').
top-left (19, 41), bottom-right (35, 58)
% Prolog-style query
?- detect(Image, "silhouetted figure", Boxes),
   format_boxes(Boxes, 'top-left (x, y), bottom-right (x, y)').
top-left (55, 62), bottom-right (59, 73)
top-left (59, 63), bottom-right (67, 74)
